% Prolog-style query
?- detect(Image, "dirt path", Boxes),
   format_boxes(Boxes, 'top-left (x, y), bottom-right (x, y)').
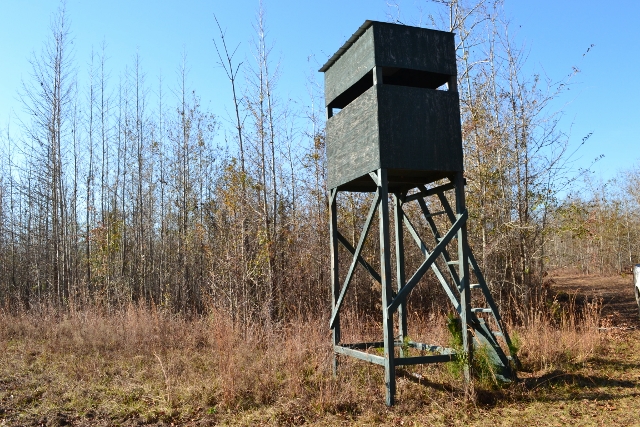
top-left (548, 270), bottom-right (640, 328)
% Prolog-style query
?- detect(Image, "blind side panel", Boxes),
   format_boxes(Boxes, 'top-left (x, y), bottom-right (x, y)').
top-left (326, 86), bottom-right (380, 190)
top-left (324, 27), bottom-right (376, 107)
top-left (373, 23), bottom-right (456, 76)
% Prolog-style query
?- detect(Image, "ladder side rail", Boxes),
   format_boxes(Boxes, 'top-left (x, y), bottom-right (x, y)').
top-left (437, 190), bottom-right (518, 364)
top-left (415, 188), bottom-right (462, 289)
top-left (467, 252), bottom-right (519, 363)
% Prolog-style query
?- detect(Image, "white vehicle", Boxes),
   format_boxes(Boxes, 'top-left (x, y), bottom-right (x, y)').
top-left (635, 265), bottom-right (640, 315)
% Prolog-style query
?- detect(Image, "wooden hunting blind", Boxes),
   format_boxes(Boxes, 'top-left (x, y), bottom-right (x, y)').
top-left (320, 21), bottom-right (462, 192)
top-left (321, 20), bottom-right (518, 406)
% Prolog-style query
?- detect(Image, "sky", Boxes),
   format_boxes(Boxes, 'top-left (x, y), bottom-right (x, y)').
top-left (0, 0), bottom-right (638, 185)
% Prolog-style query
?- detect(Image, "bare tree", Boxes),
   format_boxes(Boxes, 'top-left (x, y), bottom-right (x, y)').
top-left (19, 2), bottom-right (76, 305)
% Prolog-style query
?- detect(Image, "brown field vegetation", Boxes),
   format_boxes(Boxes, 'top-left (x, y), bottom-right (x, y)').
top-left (1, 272), bottom-right (638, 426)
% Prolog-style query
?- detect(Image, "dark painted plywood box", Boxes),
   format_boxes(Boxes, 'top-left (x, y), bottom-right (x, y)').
top-left (321, 21), bottom-right (463, 191)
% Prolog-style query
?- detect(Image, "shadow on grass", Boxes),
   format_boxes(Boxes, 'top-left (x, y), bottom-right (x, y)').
top-left (523, 370), bottom-right (638, 390)
top-left (397, 361), bottom-right (640, 409)
top-left (473, 368), bottom-right (640, 407)
top-left (397, 369), bottom-right (456, 393)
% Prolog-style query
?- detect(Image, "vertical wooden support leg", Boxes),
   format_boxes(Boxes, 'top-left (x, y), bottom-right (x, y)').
top-left (393, 194), bottom-right (407, 357)
top-left (329, 189), bottom-right (340, 377)
top-left (455, 172), bottom-right (473, 392)
top-left (378, 169), bottom-right (395, 406)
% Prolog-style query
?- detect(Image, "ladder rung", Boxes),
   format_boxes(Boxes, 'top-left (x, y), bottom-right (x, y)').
top-left (471, 308), bottom-right (492, 313)
top-left (492, 331), bottom-right (504, 337)
top-left (470, 284), bottom-right (481, 289)
top-left (424, 210), bottom-right (446, 219)
top-left (447, 261), bottom-right (459, 265)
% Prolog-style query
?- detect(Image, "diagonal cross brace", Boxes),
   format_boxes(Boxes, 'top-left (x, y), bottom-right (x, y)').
top-left (404, 181), bottom-right (455, 203)
top-left (330, 191), bottom-right (381, 329)
top-left (402, 213), bottom-right (461, 314)
top-left (388, 209), bottom-right (468, 314)
top-left (416, 195), bottom-right (462, 290)
top-left (437, 191), bottom-right (504, 321)
top-left (436, 189), bottom-right (519, 368)
top-left (337, 231), bottom-right (381, 284)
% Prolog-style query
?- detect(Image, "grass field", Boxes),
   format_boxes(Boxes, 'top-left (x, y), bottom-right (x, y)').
top-left (1, 272), bottom-right (639, 426)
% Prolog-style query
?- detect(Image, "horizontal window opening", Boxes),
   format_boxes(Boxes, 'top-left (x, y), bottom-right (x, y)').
top-left (329, 70), bottom-right (373, 111)
top-left (381, 67), bottom-right (450, 90)
top-left (328, 67), bottom-right (453, 117)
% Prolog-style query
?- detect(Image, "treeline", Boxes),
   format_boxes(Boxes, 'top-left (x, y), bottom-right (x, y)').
top-left (545, 168), bottom-right (640, 275)
top-left (0, 1), bottom-right (636, 322)
top-left (0, 5), bottom-right (329, 321)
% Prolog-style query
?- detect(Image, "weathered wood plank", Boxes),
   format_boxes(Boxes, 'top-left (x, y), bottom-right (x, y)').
top-left (324, 24), bottom-right (375, 107)
top-left (334, 345), bottom-right (386, 366)
top-left (407, 342), bottom-right (455, 354)
top-left (377, 85), bottom-right (463, 173)
top-left (404, 181), bottom-right (455, 202)
top-left (326, 86), bottom-right (380, 190)
top-left (325, 86), bottom-right (463, 190)
top-left (454, 171), bottom-right (473, 385)
top-left (437, 190), bottom-right (514, 347)
top-left (372, 22), bottom-right (456, 76)
top-left (378, 169), bottom-right (396, 407)
top-left (322, 21), bottom-right (457, 106)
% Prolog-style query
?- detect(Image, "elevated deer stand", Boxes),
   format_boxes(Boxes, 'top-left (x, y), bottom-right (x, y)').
top-left (321, 20), bottom-right (518, 406)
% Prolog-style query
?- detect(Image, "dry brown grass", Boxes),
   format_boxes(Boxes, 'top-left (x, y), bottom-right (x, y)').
top-left (0, 306), bottom-right (382, 425)
top-left (515, 295), bottom-right (605, 372)
top-left (0, 299), bottom-right (637, 426)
